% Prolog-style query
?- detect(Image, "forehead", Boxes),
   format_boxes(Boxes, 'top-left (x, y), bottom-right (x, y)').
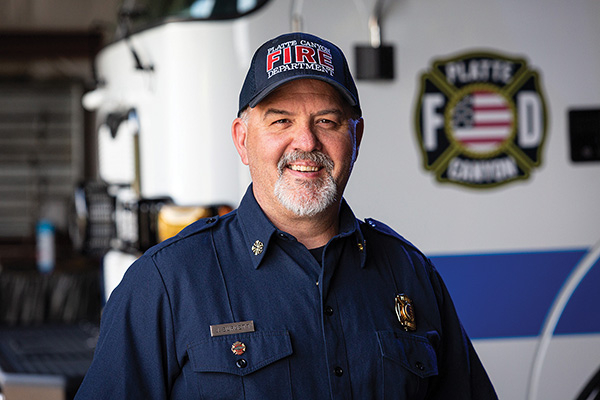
top-left (257, 79), bottom-right (348, 111)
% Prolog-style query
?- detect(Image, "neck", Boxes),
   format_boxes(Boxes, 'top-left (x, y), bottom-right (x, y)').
top-left (261, 198), bottom-right (341, 249)
top-left (281, 213), bottom-right (339, 249)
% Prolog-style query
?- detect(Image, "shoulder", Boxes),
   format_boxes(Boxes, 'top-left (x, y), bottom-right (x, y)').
top-left (121, 212), bottom-right (238, 289)
top-left (361, 217), bottom-right (435, 267)
top-left (145, 211), bottom-right (236, 258)
top-left (361, 218), bottom-right (421, 253)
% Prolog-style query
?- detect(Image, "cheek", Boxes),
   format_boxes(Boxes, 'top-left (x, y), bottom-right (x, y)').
top-left (245, 140), bottom-right (286, 178)
top-left (328, 138), bottom-right (356, 169)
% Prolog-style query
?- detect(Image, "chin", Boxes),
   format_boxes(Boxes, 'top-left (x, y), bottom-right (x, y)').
top-left (275, 178), bottom-right (338, 218)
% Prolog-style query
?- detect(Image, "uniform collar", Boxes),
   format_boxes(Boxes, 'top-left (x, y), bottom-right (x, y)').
top-left (237, 185), bottom-right (278, 269)
top-left (237, 184), bottom-right (367, 269)
top-left (336, 198), bottom-right (367, 269)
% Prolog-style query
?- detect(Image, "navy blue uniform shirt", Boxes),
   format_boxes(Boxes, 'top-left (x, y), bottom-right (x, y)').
top-left (76, 186), bottom-right (497, 399)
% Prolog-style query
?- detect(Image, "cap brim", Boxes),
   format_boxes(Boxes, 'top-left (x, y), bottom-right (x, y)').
top-left (247, 75), bottom-right (359, 111)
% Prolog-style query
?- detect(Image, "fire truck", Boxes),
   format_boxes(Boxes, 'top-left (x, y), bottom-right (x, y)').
top-left (76, 0), bottom-right (600, 398)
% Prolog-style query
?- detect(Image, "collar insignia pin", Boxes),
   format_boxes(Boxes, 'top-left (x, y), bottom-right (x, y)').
top-left (251, 240), bottom-right (264, 255)
top-left (395, 294), bottom-right (417, 331)
top-left (357, 241), bottom-right (364, 252)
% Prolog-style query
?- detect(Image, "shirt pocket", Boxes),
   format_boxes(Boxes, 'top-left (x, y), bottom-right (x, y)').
top-left (187, 330), bottom-right (293, 400)
top-left (376, 330), bottom-right (439, 399)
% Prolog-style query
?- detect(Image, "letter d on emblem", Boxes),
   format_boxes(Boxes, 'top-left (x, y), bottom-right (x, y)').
top-left (395, 294), bottom-right (416, 331)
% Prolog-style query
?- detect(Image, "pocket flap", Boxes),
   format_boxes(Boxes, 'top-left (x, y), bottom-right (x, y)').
top-left (188, 330), bottom-right (292, 376)
top-left (377, 330), bottom-right (438, 378)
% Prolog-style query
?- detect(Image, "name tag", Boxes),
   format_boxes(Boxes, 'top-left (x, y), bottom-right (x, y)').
top-left (210, 320), bottom-right (255, 337)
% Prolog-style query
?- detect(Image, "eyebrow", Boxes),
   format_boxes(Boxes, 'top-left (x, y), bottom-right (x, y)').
top-left (262, 108), bottom-right (344, 121)
top-left (262, 108), bottom-right (291, 121)
top-left (314, 109), bottom-right (344, 118)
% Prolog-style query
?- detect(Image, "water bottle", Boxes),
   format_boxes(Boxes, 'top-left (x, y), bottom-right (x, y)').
top-left (36, 219), bottom-right (55, 273)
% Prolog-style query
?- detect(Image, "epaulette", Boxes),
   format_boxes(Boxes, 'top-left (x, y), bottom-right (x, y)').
top-left (362, 217), bottom-right (422, 254)
top-left (176, 215), bottom-right (221, 238)
top-left (145, 214), bottom-right (222, 257)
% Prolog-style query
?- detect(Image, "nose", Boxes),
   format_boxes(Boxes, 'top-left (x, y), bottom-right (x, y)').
top-left (292, 122), bottom-right (321, 152)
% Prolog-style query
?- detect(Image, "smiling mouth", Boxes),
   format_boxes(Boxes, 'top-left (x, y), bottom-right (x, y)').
top-left (288, 164), bottom-right (321, 172)
top-left (278, 150), bottom-right (334, 176)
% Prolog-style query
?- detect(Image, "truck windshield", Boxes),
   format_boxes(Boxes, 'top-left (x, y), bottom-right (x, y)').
top-left (121, 0), bottom-right (270, 32)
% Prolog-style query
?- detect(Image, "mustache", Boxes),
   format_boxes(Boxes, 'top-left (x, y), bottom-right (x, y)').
top-left (277, 150), bottom-right (334, 175)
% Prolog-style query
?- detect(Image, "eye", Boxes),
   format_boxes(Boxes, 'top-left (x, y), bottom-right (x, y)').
top-left (316, 118), bottom-right (342, 129)
top-left (272, 118), bottom-right (290, 125)
top-left (317, 118), bottom-right (335, 125)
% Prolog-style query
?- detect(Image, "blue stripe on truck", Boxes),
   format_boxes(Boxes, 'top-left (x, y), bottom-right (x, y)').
top-left (431, 249), bottom-right (599, 339)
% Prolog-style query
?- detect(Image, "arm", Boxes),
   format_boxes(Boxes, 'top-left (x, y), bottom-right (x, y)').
top-left (75, 254), bottom-right (179, 399)
top-left (427, 265), bottom-right (498, 399)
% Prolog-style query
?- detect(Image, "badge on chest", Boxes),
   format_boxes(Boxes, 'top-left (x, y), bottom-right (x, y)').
top-left (395, 294), bottom-right (416, 331)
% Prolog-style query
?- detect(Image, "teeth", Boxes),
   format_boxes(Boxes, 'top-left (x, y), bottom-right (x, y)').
top-left (289, 164), bottom-right (320, 172)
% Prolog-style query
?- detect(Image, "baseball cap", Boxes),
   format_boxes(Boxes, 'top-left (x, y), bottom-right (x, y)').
top-left (238, 32), bottom-right (361, 117)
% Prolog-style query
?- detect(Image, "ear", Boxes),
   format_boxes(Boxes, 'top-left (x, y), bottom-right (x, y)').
top-left (232, 117), bottom-right (249, 165)
top-left (354, 117), bottom-right (364, 155)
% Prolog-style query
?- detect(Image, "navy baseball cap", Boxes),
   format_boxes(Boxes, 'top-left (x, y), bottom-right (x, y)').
top-left (238, 32), bottom-right (361, 117)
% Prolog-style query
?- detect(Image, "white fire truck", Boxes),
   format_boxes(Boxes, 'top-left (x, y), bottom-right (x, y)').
top-left (77, 0), bottom-right (600, 398)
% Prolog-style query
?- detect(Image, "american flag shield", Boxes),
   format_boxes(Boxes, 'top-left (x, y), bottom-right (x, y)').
top-left (451, 90), bottom-right (514, 154)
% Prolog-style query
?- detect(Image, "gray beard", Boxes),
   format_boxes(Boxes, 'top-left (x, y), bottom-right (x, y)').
top-left (273, 150), bottom-right (338, 217)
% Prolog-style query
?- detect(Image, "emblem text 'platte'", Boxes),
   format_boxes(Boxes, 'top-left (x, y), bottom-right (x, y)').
top-left (210, 321), bottom-right (255, 337)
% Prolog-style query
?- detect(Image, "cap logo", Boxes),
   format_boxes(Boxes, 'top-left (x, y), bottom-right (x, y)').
top-left (239, 33), bottom-right (361, 116)
top-left (266, 40), bottom-right (335, 79)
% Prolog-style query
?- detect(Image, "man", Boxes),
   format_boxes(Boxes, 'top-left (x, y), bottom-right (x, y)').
top-left (76, 32), bottom-right (497, 399)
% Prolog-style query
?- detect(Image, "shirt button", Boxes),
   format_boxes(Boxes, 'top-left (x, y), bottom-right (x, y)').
top-left (324, 306), bottom-right (334, 316)
top-left (334, 366), bottom-right (344, 377)
top-left (415, 361), bottom-right (425, 371)
top-left (236, 359), bottom-right (248, 368)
